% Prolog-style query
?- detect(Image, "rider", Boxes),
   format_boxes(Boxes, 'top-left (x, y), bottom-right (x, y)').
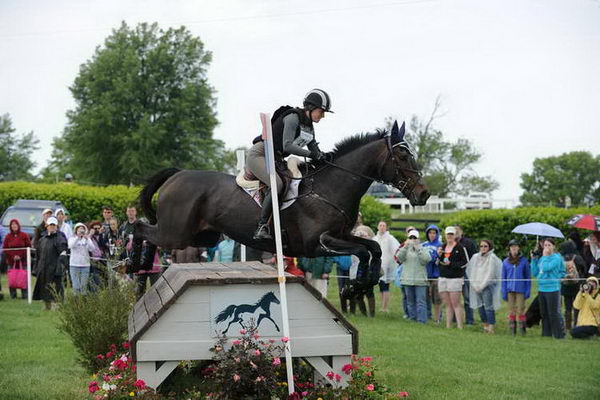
top-left (248, 88), bottom-right (334, 240)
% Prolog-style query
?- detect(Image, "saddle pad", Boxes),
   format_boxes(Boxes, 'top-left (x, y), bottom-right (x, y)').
top-left (240, 180), bottom-right (300, 210)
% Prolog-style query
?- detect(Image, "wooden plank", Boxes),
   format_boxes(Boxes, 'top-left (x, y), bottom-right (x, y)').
top-left (137, 361), bottom-right (178, 389)
top-left (154, 275), bottom-right (176, 308)
top-left (155, 302), bottom-right (211, 323)
top-left (175, 287), bottom-right (210, 304)
top-left (142, 321), bottom-right (211, 341)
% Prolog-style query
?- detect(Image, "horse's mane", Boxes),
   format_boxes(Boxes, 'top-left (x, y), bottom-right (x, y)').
top-left (331, 130), bottom-right (386, 157)
top-left (257, 291), bottom-right (275, 304)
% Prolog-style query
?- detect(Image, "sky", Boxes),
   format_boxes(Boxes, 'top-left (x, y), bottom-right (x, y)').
top-left (1, 0), bottom-right (599, 201)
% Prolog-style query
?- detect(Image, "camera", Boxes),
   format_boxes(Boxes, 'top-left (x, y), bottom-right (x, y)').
top-left (582, 283), bottom-right (590, 292)
top-left (532, 248), bottom-right (542, 257)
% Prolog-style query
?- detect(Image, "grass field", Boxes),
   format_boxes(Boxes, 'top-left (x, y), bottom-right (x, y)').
top-left (1, 273), bottom-right (598, 400)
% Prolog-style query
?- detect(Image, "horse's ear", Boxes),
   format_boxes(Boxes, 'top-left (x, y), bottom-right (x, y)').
top-left (390, 120), bottom-right (405, 144)
top-left (391, 120), bottom-right (399, 137)
top-left (399, 121), bottom-right (406, 141)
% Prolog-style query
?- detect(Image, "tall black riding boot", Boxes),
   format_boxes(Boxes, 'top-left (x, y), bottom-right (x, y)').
top-left (253, 193), bottom-right (273, 240)
top-left (367, 296), bottom-right (376, 318)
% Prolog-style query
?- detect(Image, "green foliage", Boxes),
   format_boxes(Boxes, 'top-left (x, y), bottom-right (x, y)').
top-left (440, 206), bottom-right (600, 257)
top-left (47, 21), bottom-right (223, 185)
top-left (360, 196), bottom-right (392, 230)
top-left (520, 151), bottom-right (600, 207)
top-left (383, 98), bottom-right (499, 197)
top-left (55, 282), bottom-right (137, 373)
top-left (0, 181), bottom-right (140, 224)
top-left (0, 113), bottom-right (40, 181)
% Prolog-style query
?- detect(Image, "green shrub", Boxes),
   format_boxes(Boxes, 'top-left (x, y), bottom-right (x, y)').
top-left (0, 181), bottom-right (140, 223)
top-left (439, 206), bottom-right (600, 257)
top-left (55, 282), bottom-right (137, 373)
top-left (360, 196), bottom-right (392, 231)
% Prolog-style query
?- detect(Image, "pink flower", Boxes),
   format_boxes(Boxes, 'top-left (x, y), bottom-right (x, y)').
top-left (366, 384), bottom-right (375, 391)
top-left (302, 392), bottom-right (308, 396)
top-left (335, 374), bottom-right (341, 382)
top-left (272, 357), bottom-right (281, 366)
top-left (326, 371), bottom-right (335, 379)
top-left (342, 363), bottom-right (353, 375)
top-left (398, 391), bottom-right (409, 397)
top-left (102, 374), bottom-right (111, 382)
top-left (88, 381), bottom-right (100, 393)
top-left (234, 357), bottom-right (241, 363)
top-left (233, 374), bottom-right (241, 382)
top-left (365, 371), bottom-right (372, 376)
top-left (232, 340), bottom-right (241, 346)
top-left (281, 337), bottom-right (289, 343)
top-left (361, 356), bottom-right (372, 362)
top-left (239, 329), bottom-right (247, 334)
top-left (253, 333), bottom-right (260, 339)
top-left (134, 379), bottom-right (146, 389)
top-left (269, 339), bottom-right (275, 343)
top-left (250, 361), bottom-right (258, 369)
top-left (254, 349), bottom-right (261, 356)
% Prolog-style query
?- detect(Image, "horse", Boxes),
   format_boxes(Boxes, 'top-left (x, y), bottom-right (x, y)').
top-left (130, 121), bottom-right (429, 287)
top-left (215, 291), bottom-right (281, 334)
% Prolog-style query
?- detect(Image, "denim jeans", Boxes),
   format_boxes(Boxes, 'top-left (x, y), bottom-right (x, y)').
top-left (401, 285), bottom-right (409, 317)
top-left (463, 274), bottom-right (474, 324)
top-left (70, 266), bottom-right (90, 295)
top-left (404, 285), bottom-right (428, 323)
top-left (475, 285), bottom-right (496, 325)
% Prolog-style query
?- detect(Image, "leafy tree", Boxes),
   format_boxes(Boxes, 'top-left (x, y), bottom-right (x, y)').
top-left (384, 97), bottom-right (499, 197)
top-left (0, 114), bottom-right (39, 181)
top-left (520, 151), bottom-right (600, 207)
top-left (359, 195), bottom-right (392, 229)
top-left (48, 22), bottom-right (221, 185)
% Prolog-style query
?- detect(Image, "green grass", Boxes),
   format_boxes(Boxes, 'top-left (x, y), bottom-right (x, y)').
top-left (1, 273), bottom-right (598, 399)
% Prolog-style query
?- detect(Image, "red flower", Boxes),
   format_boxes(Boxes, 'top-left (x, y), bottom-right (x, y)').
top-left (102, 374), bottom-right (111, 382)
top-left (134, 379), bottom-right (146, 389)
top-left (110, 343), bottom-right (117, 352)
top-left (398, 391), bottom-right (409, 397)
top-left (361, 356), bottom-right (372, 362)
top-left (366, 384), bottom-right (375, 391)
top-left (334, 374), bottom-right (341, 382)
top-left (326, 371), bottom-right (335, 379)
top-left (122, 341), bottom-right (130, 349)
top-left (88, 381), bottom-right (100, 393)
top-left (341, 363), bottom-right (354, 375)
top-left (96, 354), bottom-right (105, 360)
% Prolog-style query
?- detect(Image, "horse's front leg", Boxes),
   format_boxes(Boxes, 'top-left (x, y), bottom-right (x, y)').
top-left (347, 236), bottom-right (383, 286)
top-left (318, 231), bottom-right (371, 284)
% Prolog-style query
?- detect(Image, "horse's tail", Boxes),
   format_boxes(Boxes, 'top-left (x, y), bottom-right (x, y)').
top-left (215, 304), bottom-right (236, 324)
top-left (138, 168), bottom-right (181, 224)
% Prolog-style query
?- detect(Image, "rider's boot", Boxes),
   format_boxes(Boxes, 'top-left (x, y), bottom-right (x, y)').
top-left (367, 296), bottom-right (376, 318)
top-left (253, 193), bottom-right (273, 240)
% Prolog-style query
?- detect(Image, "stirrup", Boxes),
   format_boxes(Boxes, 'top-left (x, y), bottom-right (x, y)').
top-left (253, 224), bottom-right (272, 240)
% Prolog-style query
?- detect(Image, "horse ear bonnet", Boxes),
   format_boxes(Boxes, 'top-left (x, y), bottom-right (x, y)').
top-left (390, 120), bottom-right (406, 145)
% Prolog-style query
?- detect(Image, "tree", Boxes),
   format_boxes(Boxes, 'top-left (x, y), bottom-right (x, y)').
top-left (48, 22), bottom-right (221, 185)
top-left (0, 114), bottom-right (39, 181)
top-left (520, 151), bottom-right (600, 207)
top-left (384, 97), bottom-right (499, 197)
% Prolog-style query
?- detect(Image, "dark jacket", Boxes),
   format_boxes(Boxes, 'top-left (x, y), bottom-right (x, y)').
top-left (32, 231), bottom-right (68, 302)
top-left (560, 241), bottom-right (587, 296)
top-left (582, 243), bottom-right (600, 278)
top-left (438, 243), bottom-right (468, 279)
top-left (459, 236), bottom-right (478, 260)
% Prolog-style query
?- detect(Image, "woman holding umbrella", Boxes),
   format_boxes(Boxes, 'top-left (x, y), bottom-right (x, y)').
top-left (567, 215), bottom-right (600, 278)
top-left (531, 238), bottom-right (566, 339)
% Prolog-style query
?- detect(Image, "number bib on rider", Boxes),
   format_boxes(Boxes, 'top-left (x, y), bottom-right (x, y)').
top-left (293, 128), bottom-right (314, 148)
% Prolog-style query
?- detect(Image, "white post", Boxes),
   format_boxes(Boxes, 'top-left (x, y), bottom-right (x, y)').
top-left (27, 247), bottom-right (32, 304)
top-left (236, 148), bottom-right (247, 262)
top-left (261, 112), bottom-right (295, 395)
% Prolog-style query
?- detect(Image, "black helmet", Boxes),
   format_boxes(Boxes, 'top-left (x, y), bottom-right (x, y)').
top-left (303, 89), bottom-right (333, 113)
top-left (508, 239), bottom-right (520, 247)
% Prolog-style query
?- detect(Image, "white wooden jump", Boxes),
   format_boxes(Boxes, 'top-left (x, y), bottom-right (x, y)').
top-left (128, 262), bottom-right (358, 389)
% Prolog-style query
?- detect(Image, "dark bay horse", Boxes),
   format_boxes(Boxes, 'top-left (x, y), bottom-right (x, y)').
top-left (131, 121), bottom-right (429, 285)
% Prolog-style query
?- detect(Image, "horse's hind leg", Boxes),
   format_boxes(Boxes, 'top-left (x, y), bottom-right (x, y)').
top-left (129, 220), bottom-right (160, 271)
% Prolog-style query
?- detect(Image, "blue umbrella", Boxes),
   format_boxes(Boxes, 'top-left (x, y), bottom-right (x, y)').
top-left (511, 222), bottom-right (564, 239)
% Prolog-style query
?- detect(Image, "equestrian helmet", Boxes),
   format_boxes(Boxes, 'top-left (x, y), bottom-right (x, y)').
top-left (303, 89), bottom-right (333, 113)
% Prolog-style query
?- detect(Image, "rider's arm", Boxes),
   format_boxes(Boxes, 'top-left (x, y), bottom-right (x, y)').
top-left (281, 113), bottom-right (312, 157)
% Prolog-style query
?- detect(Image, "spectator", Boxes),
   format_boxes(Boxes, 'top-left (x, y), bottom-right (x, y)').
top-left (423, 225), bottom-right (442, 323)
top-left (297, 257), bottom-right (333, 297)
top-left (582, 231), bottom-right (600, 278)
top-left (102, 217), bottom-right (120, 257)
top-left (372, 221), bottom-right (400, 313)
top-left (559, 240), bottom-right (586, 331)
top-left (396, 229), bottom-right (431, 323)
top-left (454, 225), bottom-right (477, 325)
top-left (350, 229), bottom-right (375, 317)
top-left (55, 208), bottom-right (73, 239)
top-left (135, 245), bottom-right (163, 300)
top-left (3, 219), bottom-right (32, 299)
top-left (397, 226), bottom-right (417, 319)
top-left (68, 223), bottom-right (97, 295)
top-left (215, 235), bottom-right (235, 262)
top-left (87, 221), bottom-right (107, 291)
top-left (531, 238), bottom-right (566, 339)
top-left (502, 240), bottom-right (531, 336)
top-left (33, 208), bottom-right (53, 247)
top-left (571, 277), bottom-right (600, 339)
top-left (101, 205), bottom-right (114, 231)
top-left (466, 240), bottom-right (502, 334)
top-left (332, 255), bottom-right (352, 313)
top-left (352, 212), bottom-right (375, 238)
top-left (32, 217), bottom-right (68, 310)
top-left (437, 226), bottom-right (468, 329)
top-left (118, 205), bottom-right (138, 244)
top-left (283, 257), bottom-right (304, 277)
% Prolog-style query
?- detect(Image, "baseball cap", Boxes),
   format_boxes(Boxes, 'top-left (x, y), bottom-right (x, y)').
top-left (408, 229), bottom-right (419, 239)
top-left (46, 217), bottom-right (58, 226)
top-left (445, 226), bottom-right (457, 235)
top-left (42, 208), bottom-right (53, 215)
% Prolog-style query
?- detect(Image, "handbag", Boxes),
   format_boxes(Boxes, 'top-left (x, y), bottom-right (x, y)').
top-left (7, 260), bottom-right (28, 290)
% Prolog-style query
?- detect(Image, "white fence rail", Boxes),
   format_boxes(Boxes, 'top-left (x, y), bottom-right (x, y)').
top-left (377, 196), bottom-right (519, 214)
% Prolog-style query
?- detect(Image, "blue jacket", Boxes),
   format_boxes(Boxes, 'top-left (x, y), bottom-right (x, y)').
top-left (531, 253), bottom-right (566, 293)
top-left (501, 256), bottom-right (531, 300)
top-left (422, 225), bottom-right (442, 279)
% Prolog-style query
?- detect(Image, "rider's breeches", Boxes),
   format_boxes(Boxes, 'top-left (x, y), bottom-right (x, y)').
top-left (247, 142), bottom-right (284, 224)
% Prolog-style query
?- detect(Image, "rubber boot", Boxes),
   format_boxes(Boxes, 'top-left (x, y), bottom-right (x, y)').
top-left (367, 296), bottom-right (376, 318)
top-left (565, 312), bottom-right (572, 332)
top-left (339, 291), bottom-right (348, 313)
top-left (509, 315), bottom-right (517, 336)
top-left (518, 315), bottom-right (527, 336)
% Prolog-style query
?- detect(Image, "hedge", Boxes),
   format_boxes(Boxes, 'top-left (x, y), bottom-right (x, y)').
top-left (439, 206), bottom-right (600, 257)
top-left (0, 181), bottom-right (140, 224)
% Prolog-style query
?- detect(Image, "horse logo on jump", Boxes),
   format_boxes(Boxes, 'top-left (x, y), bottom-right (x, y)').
top-left (214, 291), bottom-right (281, 334)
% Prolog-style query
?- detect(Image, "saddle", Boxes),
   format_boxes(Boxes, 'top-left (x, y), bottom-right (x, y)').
top-left (235, 157), bottom-right (302, 210)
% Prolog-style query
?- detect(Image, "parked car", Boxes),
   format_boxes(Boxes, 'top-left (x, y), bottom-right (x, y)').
top-left (0, 199), bottom-right (69, 238)
top-left (367, 182), bottom-right (403, 198)
top-left (464, 192), bottom-right (492, 209)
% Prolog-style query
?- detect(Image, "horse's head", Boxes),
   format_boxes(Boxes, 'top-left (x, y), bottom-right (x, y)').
top-left (380, 121), bottom-right (430, 206)
top-left (264, 291), bottom-right (280, 305)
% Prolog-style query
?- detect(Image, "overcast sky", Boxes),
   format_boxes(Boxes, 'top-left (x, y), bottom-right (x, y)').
top-left (1, 0), bottom-right (599, 201)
